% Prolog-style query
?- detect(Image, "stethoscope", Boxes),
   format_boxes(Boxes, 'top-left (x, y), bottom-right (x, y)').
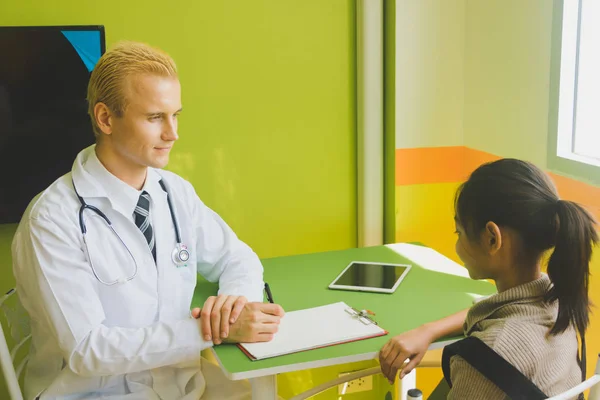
top-left (72, 178), bottom-right (191, 286)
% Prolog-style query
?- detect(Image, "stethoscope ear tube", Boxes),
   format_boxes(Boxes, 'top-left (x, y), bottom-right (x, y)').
top-left (73, 179), bottom-right (111, 233)
top-left (158, 179), bottom-right (182, 244)
top-left (78, 205), bottom-right (87, 234)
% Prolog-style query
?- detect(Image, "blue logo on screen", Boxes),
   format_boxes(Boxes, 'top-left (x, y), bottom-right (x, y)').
top-left (61, 30), bottom-right (102, 72)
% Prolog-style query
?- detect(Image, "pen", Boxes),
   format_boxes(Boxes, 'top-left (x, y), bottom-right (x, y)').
top-left (264, 282), bottom-right (275, 303)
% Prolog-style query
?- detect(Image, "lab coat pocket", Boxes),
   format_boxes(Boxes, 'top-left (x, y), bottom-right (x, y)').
top-left (83, 214), bottom-right (158, 326)
top-left (175, 257), bottom-right (197, 313)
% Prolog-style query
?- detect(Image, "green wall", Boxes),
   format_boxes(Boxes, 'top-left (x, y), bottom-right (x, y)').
top-left (0, 224), bottom-right (17, 398)
top-left (0, 225), bottom-right (16, 291)
top-left (0, 1), bottom-right (358, 398)
top-left (0, 0), bottom-right (357, 259)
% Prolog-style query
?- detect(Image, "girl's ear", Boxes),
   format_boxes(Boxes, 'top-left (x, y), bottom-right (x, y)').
top-left (484, 221), bottom-right (502, 254)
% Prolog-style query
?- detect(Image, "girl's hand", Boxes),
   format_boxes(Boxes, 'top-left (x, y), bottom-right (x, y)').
top-left (379, 325), bottom-right (435, 383)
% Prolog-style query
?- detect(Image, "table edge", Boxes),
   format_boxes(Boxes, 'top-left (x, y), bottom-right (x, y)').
top-left (214, 338), bottom-right (457, 380)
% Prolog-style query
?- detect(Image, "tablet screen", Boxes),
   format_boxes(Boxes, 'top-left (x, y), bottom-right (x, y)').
top-left (332, 262), bottom-right (409, 289)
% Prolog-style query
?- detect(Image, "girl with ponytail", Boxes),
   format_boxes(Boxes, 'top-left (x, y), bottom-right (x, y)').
top-left (379, 159), bottom-right (597, 399)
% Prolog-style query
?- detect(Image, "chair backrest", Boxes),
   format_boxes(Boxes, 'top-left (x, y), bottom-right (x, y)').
top-left (590, 355), bottom-right (600, 400)
top-left (0, 288), bottom-right (31, 400)
top-left (540, 353), bottom-right (600, 400)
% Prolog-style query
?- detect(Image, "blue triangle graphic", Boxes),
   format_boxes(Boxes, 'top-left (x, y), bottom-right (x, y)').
top-left (61, 30), bottom-right (102, 72)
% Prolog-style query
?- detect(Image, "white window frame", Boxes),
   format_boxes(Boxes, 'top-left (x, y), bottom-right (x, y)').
top-left (548, 0), bottom-right (600, 185)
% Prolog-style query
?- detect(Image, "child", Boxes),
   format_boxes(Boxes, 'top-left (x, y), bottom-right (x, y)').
top-left (379, 159), bottom-right (597, 398)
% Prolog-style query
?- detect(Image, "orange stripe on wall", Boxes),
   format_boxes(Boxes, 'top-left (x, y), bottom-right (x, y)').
top-left (396, 146), bottom-right (600, 218)
top-left (395, 146), bottom-right (500, 185)
top-left (395, 146), bottom-right (466, 185)
top-left (462, 147), bottom-right (501, 175)
top-left (549, 172), bottom-right (600, 217)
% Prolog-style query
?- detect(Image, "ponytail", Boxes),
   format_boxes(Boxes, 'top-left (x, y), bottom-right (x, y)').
top-left (546, 200), bottom-right (598, 335)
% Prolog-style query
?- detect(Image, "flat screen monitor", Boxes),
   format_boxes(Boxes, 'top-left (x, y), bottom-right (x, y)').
top-left (0, 25), bottom-right (105, 223)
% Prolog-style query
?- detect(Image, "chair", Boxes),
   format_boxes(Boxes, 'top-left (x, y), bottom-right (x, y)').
top-left (546, 353), bottom-right (600, 400)
top-left (0, 288), bottom-right (31, 400)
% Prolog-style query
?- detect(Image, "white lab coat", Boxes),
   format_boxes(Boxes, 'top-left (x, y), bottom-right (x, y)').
top-left (11, 146), bottom-right (264, 400)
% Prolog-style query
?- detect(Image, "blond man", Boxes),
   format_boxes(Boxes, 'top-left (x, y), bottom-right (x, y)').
top-left (12, 41), bottom-right (284, 400)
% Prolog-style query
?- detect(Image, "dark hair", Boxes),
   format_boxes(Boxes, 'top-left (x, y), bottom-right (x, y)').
top-left (455, 158), bottom-right (597, 335)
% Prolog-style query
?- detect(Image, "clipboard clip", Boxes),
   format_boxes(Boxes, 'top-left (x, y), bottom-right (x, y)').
top-left (344, 306), bottom-right (378, 326)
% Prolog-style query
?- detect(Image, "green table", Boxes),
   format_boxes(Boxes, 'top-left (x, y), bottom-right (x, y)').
top-left (192, 244), bottom-right (496, 399)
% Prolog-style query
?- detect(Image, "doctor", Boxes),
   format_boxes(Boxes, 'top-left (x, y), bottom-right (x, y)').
top-left (11, 41), bottom-right (284, 400)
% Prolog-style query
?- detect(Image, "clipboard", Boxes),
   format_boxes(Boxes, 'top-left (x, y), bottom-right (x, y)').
top-left (344, 306), bottom-right (379, 325)
top-left (237, 302), bottom-right (388, 361)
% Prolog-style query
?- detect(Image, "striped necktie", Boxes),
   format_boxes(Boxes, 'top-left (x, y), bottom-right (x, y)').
top-left (134, 191), bottom-right (156, 262)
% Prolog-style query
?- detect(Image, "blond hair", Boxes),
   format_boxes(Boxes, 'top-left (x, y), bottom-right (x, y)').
top-left (87, 41), bottom-right (178, 137)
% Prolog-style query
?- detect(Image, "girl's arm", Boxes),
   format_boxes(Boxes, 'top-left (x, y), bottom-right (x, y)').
top-left (379, 308), bottom-right (469, 383)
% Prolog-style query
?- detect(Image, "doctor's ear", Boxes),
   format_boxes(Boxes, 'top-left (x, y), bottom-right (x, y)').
top-left (94, 102), bottom-right (114, 136)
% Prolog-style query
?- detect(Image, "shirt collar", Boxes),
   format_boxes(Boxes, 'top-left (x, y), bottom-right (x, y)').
top-left (464, 274), bottom-right (552, 334)
top-left (72, 145), bottom-right (165, 218)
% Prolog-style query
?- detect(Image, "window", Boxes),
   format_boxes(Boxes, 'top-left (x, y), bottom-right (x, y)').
top-left (555, 0), bottom-right (600, 169)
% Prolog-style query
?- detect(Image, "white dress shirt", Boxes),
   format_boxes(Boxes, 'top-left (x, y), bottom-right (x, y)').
top-left (11, 145), bottom-right (264, 400)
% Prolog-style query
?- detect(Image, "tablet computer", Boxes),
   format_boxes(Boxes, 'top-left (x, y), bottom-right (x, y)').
top-left (328, 261), bottom-right (412, 294)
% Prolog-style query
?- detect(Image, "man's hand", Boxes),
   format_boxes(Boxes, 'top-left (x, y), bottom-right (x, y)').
top-left (192, 301), bottom-right (284, 344)
top-left (224, 302), bottom-right (285, 343)
top-left (192, 295), bottom-right (248, 344)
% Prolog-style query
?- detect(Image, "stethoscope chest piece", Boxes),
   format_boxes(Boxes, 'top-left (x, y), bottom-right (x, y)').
top-left (172, 243), bottom-right (190, 268)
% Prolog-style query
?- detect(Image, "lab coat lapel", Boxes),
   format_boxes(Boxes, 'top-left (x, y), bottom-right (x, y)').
top-left (147, 171), bottom-right (177, 320)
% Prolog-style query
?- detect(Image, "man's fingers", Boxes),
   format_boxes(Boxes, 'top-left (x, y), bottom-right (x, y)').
top-left (255, 332), bottom-right (275, 342)
top-left (211, 295), bottom-right (229, 344)
top-left (220, 296), bottom-right (238, 339)
top-left (257, 303), bottom-right (285, 316)
top-left (200, 297), bottom-right (216, 341)
top-left (191, 307), bottom-right (201, 319)
top-left (256, 322), bottom-right (280, 334)
top-left (229, 297), bottom-right (247, 324)
top-left (256, 312), bottom-right (283, 325)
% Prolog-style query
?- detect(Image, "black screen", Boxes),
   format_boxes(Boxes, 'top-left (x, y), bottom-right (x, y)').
top-left (0, 26), bottom-right (105, 223)
top-left (333, 263), bottom-right (409, 289)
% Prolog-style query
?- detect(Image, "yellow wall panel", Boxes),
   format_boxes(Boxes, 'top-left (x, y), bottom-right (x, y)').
top-left (395, 182), bottom-right (462, 262)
